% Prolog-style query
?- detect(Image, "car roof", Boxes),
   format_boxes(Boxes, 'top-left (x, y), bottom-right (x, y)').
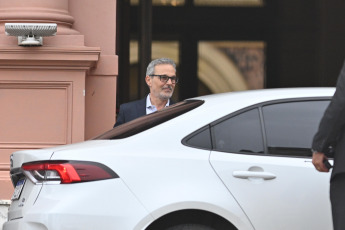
top-left (192, 87), bottom-right (335, 103)
top-left (174, 87), bottom-right (336, 131)
top-left (96, 87), bottom-right (335, 140)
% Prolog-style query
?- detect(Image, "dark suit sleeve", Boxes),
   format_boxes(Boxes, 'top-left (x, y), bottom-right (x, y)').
top-left (114, 104), bottom-right (126, 127)
top-left (312, 61), bottom-right (345, 153)
top-left (113, 98), bottom-right (147, 127)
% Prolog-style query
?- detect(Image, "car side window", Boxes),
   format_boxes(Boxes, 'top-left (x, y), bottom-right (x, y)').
top-left (184, 127), bottom-right (212, 150)
top-left (262, 100), bottom-right (330, 157)
top-left (212, 109), bottom-right (264, 154)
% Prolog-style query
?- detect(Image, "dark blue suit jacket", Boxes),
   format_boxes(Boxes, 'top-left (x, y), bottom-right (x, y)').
top-left (114, 97), bottom-right (175, 127)
top-left (312, 60), bottom-right (345, 179)
top-left (114, 97), bottom-right (146, 127)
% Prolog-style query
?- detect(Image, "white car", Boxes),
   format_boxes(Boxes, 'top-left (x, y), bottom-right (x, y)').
top-left (4, 88), bottom-right (334, 230)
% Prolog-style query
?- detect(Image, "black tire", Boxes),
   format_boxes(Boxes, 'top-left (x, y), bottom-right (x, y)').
top-left (166, 224), bottom-right (215, 230)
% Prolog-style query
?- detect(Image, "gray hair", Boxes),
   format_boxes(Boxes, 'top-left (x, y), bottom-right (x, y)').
top-left (146, 58), bottom-right (177, 76)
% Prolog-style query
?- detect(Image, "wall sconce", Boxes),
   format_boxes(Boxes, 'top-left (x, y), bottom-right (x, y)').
top-left (5, 23), bottom-right (57, 46)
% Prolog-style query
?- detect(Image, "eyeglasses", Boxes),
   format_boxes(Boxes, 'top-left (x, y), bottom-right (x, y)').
top-left (150, 75), bottom-right (179, 84)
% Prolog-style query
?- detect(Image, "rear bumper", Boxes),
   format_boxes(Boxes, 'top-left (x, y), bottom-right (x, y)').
top-left (3, 179), bottom-right (153, 230)
top-left (3, 218), bottom-right (47, 230)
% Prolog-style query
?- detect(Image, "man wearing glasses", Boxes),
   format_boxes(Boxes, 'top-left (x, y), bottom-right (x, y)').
top-left (114, 58), bottom-right (178, 127)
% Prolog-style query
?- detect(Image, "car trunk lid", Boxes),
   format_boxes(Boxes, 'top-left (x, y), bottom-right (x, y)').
top-left (7, 140), bottom-right (110, 220)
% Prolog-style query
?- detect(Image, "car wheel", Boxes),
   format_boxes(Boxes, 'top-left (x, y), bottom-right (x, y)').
top-left (166, 224), bottom-right (215, 230)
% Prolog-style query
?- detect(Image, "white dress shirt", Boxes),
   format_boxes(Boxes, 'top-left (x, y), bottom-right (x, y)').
top-left (145, 94), bottom-right (170, 115)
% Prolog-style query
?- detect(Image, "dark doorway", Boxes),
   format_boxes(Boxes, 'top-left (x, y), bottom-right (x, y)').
top-left (117, 0), bottom-right (345, 108)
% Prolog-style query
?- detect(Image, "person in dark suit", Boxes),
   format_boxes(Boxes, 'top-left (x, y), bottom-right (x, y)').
top-left (312, 61), bottom-right (345, 230)
top-left (114, 58), bottom-right (177, 127)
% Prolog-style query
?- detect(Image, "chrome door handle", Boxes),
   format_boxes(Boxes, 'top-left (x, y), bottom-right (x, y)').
top-left (233, 171), bottom-right (276, 180)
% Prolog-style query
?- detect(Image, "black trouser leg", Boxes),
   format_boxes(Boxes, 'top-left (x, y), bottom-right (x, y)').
top-left (330, 173), bottom-right (345, 230)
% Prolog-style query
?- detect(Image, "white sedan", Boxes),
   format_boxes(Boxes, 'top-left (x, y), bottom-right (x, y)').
top-left (4, 88), bottom-right (334, 230)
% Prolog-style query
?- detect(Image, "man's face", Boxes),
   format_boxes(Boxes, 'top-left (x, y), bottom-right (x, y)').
top-left (146, 64), bottom-right (176, 101)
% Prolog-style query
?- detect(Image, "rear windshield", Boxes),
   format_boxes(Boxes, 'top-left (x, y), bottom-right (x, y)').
top-left (94, 99), bottom-right (204, 140)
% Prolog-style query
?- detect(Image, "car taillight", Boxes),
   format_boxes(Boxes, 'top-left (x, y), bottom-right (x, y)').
top-left (21, 160), bottom-right (119, 184)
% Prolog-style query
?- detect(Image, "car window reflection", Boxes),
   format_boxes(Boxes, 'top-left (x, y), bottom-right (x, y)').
top-left (94, 100), bottom-right (204, 140)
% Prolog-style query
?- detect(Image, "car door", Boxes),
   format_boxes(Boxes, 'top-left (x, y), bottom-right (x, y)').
top-left (209, 100), bottom-right (333, 230)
